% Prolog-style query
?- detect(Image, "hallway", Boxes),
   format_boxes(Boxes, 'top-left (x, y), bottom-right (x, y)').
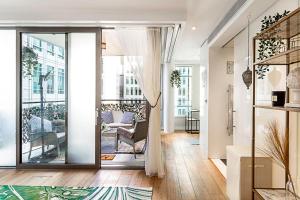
top-left (0, 133), bottom-right (227, 200)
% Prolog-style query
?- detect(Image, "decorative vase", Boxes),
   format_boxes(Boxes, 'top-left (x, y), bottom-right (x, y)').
top-left (292, 89), bottom-right (300, 104)
top-left (287, 67), bottom-right (300, 107)
top-left (268, 67), bottom-right (282, 88)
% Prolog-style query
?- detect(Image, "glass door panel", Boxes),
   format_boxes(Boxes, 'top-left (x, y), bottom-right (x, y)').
top-left (67, 33), bottom-right (96, 164)
top-left (0, 30), bottom-right (16, 166)
top-left (21, 33), bottom-right (67, 164)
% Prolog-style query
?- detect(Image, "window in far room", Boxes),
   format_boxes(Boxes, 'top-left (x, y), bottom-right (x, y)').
top-left (175, 66), bottom-right (192, 116)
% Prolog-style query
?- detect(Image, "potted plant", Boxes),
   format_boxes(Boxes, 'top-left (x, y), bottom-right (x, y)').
top-left (170, 70), bottom-right (181, 88)
top-left (261, 120), bottom-right (296, 196)
top-left (22, 46), bottom-right (38, 78)
top-left (256, 10), bottom-right (290, 79)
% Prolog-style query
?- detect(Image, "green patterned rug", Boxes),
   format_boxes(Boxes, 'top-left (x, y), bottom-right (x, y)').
top-left (0, 185), bottom-right (152, 200)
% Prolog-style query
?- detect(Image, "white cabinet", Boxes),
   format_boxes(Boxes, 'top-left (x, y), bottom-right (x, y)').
top-left (226, 146), bottom-right (272, 200)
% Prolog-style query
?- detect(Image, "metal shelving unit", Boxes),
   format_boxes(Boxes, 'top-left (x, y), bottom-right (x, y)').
top-left (185, 109), bottom-right (200, 134)
top-left (252, 7), bottom-right (300, 199)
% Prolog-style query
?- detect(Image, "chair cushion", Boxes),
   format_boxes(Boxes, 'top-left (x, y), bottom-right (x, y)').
top-left (56, 132), bottom-right (65, 139)
top-left (52, 119), bottom-right (65, 133)
top-left (120, 112), bottom-right (135, 124)
top-left (117, 127), bottom-right (135, 139)
top-left (112, 110), bottom-right (123, 123)
top-left (107, 123), bottom-right (132, 128)
top-left (101, 111), bottom-right (114, 124)
top-left (56, 132), bottom-right (66, 144)
top-left (30, 116), bottom-right (52, 133)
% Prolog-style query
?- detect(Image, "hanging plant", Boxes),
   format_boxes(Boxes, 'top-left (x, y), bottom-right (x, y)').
top-left (256, 10), bottom-right (290, 79)
top-left (22, 46), bottom-right (38, 78)
top-left (170, 70), bottom-right (181, 88)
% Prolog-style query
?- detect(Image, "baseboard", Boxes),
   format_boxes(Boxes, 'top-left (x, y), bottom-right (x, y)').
top-left (211, 159), bottom-right (227, 179)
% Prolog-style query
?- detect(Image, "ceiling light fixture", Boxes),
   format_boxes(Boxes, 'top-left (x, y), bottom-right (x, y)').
top-left (192, 26), bottom-right (196, 31)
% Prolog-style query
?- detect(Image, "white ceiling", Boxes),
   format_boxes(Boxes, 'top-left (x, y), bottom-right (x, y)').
top-left (0, 0), bottom-right (241, 62)
top-left (0, 0), bottom-right (186, 23)
top-left (173, 0), bottom-right (238, 61)
top-left (208, 0), bottom-right (278, 47)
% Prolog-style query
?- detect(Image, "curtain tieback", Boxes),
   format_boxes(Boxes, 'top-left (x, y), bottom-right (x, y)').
top-left (150, 92), bottom-right (161, 108)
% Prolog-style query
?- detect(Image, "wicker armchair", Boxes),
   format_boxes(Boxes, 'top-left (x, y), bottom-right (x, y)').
top-left (28, 118), bottom-right (65, 160)
top-left (116, 120), bottom-right (148, 158)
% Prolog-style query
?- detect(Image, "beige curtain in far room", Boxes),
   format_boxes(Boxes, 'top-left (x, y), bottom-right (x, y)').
top-left (116, 27), bottom-right (165, 177)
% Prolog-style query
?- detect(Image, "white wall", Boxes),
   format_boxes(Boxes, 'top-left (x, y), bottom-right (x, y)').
top-left (233, 29), bottom-right (252, 146)
top-left (199, 44), bottom-right (234, 159)
top-left (200, 44), bottom-right (209, 158)
top-left (207, 47), bottom-right (234, 159)
top-left (233, 0), bottom-right (299, 147)
top-left (163, 63), bottom-right (175, 133)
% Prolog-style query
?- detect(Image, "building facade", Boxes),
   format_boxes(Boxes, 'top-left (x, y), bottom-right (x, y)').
top-left (22, 34), bottom-right (66, 104)
top-left (101, 56), bottom-right (143, 100)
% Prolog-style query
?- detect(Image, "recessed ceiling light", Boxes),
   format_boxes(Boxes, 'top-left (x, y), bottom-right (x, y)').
top-left (192, 26), bottom-right (196, 31)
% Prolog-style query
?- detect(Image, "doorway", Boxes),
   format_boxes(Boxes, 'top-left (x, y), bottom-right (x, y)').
top-left (209, 42), bottom-right (235, 178)
top-left (100, 29), bottom-right (147, 168)
top-left (20, 33), bottom-right (67, 164)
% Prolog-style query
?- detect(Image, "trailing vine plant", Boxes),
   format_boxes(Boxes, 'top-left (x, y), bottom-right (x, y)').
top-left (170, 70), bottom-right (181, 88)
top-left (256, 10), bottom-right (290, 79)
top-left (22, 46), bottom-right (38, 78)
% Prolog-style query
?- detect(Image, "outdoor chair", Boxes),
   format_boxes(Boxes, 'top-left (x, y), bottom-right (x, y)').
top-left (116, 120), bottom-right (148, 159)
top-left (28, 117), bottom-right (65, 160)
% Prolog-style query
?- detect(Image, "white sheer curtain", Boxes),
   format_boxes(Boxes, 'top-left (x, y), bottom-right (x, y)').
top-left (116, 28), bottom-right (165, 177)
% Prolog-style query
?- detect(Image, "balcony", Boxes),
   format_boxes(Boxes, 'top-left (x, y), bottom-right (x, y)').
top-left (100, 99), bottom-right (149, 167)
top-left (22, 100), bottom-right (66, 164)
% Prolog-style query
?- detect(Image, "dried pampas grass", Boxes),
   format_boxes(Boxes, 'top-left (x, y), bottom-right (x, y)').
top-left (261, 120), bottom-right (296, 196)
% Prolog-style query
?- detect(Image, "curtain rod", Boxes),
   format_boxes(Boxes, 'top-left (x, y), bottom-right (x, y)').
top-left (0, 25), bottom-right (176, 31)
top-left (0, 23), bottom-right (177, 28)
top-left (109, 24), bottom-right (176, 29)
top-left (112, 27), bottom-right (170, 31)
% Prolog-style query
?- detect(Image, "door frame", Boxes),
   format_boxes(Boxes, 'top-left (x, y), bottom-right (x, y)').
top-left (16, 27), bottom-right (101, 169)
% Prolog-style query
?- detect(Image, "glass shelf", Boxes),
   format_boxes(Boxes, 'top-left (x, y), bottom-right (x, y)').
top-left (255, 188), bottom-right (300, 200)
top-left (253, 105), bottom-right (300, 112)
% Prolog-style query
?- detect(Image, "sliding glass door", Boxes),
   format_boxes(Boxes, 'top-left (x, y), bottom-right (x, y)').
top-left (68, 33), bottom-right (97, 164)
top-left (21, 33), bottom-right (67, 164)
top-left (17, 28), bottom-right (101, 168)
top-left (0, 30), bottom-right (17, 167)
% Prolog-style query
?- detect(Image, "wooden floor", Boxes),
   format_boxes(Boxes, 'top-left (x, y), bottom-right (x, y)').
top-left (0, 133), bottom-right (227, 200)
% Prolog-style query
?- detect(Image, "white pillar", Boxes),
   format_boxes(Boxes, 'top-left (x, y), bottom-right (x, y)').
top-left (163, 63), bottom-right (175, 133)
